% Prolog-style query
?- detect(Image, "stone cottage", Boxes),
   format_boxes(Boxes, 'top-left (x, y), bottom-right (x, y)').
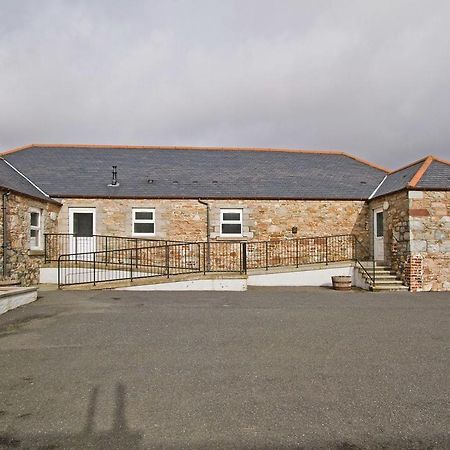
top-left (0, 144), bottom-right (448, 291)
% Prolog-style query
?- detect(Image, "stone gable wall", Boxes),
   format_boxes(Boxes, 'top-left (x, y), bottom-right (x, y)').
top-left (408, 190), bottom-right (450, 291)
top-left (0, 191), bottom-right (60, 286)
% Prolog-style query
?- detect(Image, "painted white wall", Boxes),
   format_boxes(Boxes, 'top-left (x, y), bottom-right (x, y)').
top-left (247, 265), bottom-right (354, 287)
top-left (40, 267), bottom-right (58, 284)
top-left (41, 264), bottom-right (370, 291)
top-left (118, 278), bottom-right (247, 291)
top-left (352, 267), bottom-right (371, 290)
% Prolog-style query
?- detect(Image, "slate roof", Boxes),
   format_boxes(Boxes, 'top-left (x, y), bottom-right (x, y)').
top-left (0, 158), bottom-right (53, 202)
top-left (2, 145), bottom-right (388, 200)
top-left (373, 156), bottom-right (450, 198)
top-left (416, 160), bottom-right (450, 189)
top-left (374, 161), bottom-right (424, 198)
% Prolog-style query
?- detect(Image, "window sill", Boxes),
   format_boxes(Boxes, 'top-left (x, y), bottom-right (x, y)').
top-left (216, 236), bottom-right (246, 241)
top-left (29, 249), bottom-right (44, 256)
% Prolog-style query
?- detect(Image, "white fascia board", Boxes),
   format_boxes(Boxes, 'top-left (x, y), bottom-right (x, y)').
top-left (1, 157), bottom-right (50, 198)
top-left (368, 175), bottom-right (387, 200)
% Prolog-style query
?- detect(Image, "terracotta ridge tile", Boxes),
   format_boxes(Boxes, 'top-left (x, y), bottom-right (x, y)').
top-left (387, 156), bottom-right (427, 175)
top-left (407, 156), bottom-right (434, 188)
top-left (0, 143), bottom-right (390, 171)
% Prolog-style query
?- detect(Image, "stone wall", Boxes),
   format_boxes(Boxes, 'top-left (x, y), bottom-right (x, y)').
top-left (56, 198), bottom-right (370, 243)
top-left (369, 191), bottom-right (410, 277)
top-left (0, 191), bottom-right (60, 286)
top-left (408, 190), bottom-right (450, 291)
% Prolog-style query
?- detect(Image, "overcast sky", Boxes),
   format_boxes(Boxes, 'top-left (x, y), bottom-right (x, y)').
top-left (1, 1), bottom-right (450, 168)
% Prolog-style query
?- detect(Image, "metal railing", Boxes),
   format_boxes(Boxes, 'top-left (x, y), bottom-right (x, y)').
top-left (45, 233), bottom-right (180, 263)
top-left (354, 238), bottom-right (376, 285)
top-left (246, 234), bottom-right (355, 270)
top-left (57, 242), bottom-right (203, 287)
top-left (52, 233), bottom-right (363, 288)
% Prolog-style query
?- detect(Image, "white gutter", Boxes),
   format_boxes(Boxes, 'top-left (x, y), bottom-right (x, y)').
top-left (368, 175), bottom-right (387, 200)
top-left (1, 157), bottom-right (51, 198)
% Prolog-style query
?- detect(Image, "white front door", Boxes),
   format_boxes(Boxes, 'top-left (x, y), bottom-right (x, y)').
top-left (69, 208), bottom-right (96, 257)
top-left (373, 208), bottom-right (385, 262)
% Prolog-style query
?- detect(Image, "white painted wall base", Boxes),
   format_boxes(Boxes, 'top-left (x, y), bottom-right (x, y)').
top-left (352, 266), bottom-right (371, 290)
top-left (247, 265), bottom-right (354, 287)
top-left (42, 264), bottom-right (370, 291)
top-left (117, 278), bottom-right (247, 291)
top-left (0, 287), bottom-right (38, 315)
top-left (40, 267), bottom-right (58, 284)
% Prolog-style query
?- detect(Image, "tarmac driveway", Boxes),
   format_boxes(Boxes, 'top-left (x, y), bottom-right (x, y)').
top-left (0, 287), bottom-right (449, 449)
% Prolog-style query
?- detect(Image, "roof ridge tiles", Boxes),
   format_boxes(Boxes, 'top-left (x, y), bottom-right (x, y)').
top-left (408, 156), bottom-right (434, 188)
top-left (0, 143), bottom-right (390, 172)
top-left (386, 156), bottom-right (428, 175)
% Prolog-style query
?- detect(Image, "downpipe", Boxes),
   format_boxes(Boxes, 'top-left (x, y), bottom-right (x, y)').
top-left (2, 191), bottom-right (10, 278)
top-left (197, 199), bottom-right (210, 272)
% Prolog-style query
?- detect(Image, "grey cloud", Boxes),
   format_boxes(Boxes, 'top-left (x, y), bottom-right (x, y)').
top-left (0, 0), bottom-right (449, 168)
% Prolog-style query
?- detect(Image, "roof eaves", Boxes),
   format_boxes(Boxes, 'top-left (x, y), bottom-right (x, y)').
top-left (0, 184), bottom-right (61, 205)
top-left (47, 193), bottom-right (370, 201)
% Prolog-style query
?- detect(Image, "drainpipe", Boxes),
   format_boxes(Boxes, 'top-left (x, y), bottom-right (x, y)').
top-left (2, 191), bottom-right (10, 278)
top-left (198, 199), bottom-right (210, 271)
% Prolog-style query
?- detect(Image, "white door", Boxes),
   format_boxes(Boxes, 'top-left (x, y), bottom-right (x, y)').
top-left (69, 208), bottom-right (96, 257)
top-left (373, 208), bottom-right (385, 262)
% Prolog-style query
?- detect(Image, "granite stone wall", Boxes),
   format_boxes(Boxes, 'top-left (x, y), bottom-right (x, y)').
top-left (369, 190), bottom-right (449, 291)
top-left (0, 191), bottom-right (60, 285)
top-left (369, 191), bottom-right (410, 280)
top-left (56, 198), bottom-right (370, 244)
top-left (408, 190), bottom-right (450, 291)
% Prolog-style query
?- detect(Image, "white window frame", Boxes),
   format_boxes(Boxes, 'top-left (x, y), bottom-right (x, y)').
top-left (132, 208), bottom-right (156, 237)
top-left (220, 208), bottom-right (243, 237)
top-left (30, 208), bottom-right (43, 250)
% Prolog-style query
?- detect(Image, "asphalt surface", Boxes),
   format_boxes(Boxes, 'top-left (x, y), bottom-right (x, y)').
top-left (0, 287), bottom-right (449, 449)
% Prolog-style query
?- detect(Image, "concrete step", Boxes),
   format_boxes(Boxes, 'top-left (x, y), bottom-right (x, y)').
top-left (373, 279), bottom-right (405, 285)
top-left (357, 264), bottom-right (408, 291)
top-left (360, 272), bottom-right (399, 281)
top-left (373, 284), bottom-right (409, 291)
top-left (360, 267), bottom-right (393, 273)
top-left (363, 272), bottom-right (398, 278)
top-left (0, 279), bottom-right (21, 287)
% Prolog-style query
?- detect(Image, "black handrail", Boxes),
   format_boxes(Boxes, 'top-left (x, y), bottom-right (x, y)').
top-left (354, 237), bottom-right (376, 286)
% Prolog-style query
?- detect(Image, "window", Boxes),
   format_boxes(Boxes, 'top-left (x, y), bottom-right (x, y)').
top-left (132, 208), bottom-right (155, 236)
top-left (220, 209), bottom-right (243, 236)
top-left (30, 208), bottom-right (42, 249)
top-left (376, 211), bottom-right (384, 237)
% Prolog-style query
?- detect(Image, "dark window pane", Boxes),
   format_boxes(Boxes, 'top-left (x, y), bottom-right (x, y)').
top-left (134, 223), bottom-right (155, 234)
top-left (135, 211), bottom-right (153, 220)
top-left (222, 212), bottom-right (241, 221)
top-left (73, 213), bottom-right (94, 237)
top-left (376, 212), bottom-right (384, 237)
top-left (221, 223), bottom-right (242, 234)
top-left (31, 212), bottom-right (40, 227)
